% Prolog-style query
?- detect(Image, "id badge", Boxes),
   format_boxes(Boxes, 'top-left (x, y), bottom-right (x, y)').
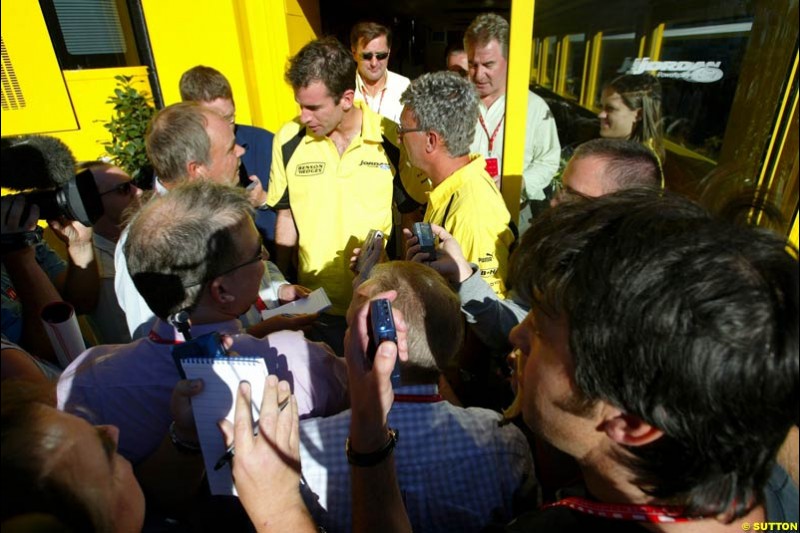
top-left (485, 157), bottom-right (499, 178)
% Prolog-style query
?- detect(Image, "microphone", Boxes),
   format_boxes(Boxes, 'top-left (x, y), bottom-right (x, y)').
top-left (1, 135), bottom-right (77, 190)
top-left (0, 135), bottom-right (102, 226)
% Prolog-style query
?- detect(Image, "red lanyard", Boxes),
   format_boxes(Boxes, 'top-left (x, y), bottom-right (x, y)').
top-left (254, 297), bottom-right (267, 312)
top-left (359, 77), bottom-right (386, 115)
top-left (373, 89), bottom-right (386, 115)
top-left (542, 496), bottom-right (697, 523)
top-left (478, 114), bottom-right (505, 154)
top-left (394, 393), bottom-right (443, 403)
top-left (148, 330), bottom-right (183, 345)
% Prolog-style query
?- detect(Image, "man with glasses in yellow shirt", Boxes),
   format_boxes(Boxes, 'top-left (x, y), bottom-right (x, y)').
top-left (401, 71), bottom-right (515, 298)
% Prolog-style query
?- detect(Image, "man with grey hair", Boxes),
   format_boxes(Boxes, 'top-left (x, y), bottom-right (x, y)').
top-left (400, 71), bottom-right (515, 297)
top-left (115, 102), bottom-right (310, 339)
top-left (58, 181), bottom-right (348, 508)
top-left (416, 138), bottom-right (662, 356)
top-left (145, 101), bottom-right (243, 189)
top-left (465, 12), bottom-right (560, 232)
top-left (178, 65), bottom-right (277, 252)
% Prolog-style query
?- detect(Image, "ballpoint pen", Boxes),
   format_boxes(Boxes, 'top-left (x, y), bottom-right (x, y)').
top-left (213, 395), bottom-right (291, 471)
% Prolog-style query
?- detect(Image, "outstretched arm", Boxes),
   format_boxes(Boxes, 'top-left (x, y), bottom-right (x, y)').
top-left (345, 290), bottom-right (412, 533)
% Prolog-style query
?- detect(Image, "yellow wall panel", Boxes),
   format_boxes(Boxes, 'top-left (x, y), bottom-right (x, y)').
top-left (1, 0), bottom-right (77, 135)
top-left (141, 0), bottom-right (253, 122)
top-left (287, 15), bottom-right (318, 57)
top-left (234, 0), bottom-right (301, 131)
top-left (286, 0), bottom-right (321, 34)
top-left (141, 0), bottom-right (314, 132)
top-left (50, 67), bottom-right (151, 163)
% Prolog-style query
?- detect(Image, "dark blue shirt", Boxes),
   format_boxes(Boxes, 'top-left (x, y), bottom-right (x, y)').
top-left (236, 123), bottom-right (276, 244)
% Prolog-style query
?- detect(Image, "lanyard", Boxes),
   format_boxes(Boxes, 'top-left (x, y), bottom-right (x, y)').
top-left (148, 330), bottom-right (183, 345)
top-left (478, 114), bottom-right (505, 154)
top-left (371, 88), bottom-right (386, 115)
top-left (359, 76), bottom-right (386, 115)
top-left (394, 393), bottom-right (443, 403)
top-left (542, 496), bottom-right (697, 524)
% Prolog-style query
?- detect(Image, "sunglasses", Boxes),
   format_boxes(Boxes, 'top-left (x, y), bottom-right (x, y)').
top-left (99, 181), bottom-right (134, 196)
top-left (361, 51), bottom-right (389, 61)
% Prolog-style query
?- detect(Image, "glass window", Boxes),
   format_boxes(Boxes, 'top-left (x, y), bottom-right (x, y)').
top-left (563, 33), bottom-right (586, 100)
top-left (530, 38), bottom-right (540, 84)
top-left (542, 35), bottom-right (558, 89)
top-left (594, 32), bottom-right (638, 107)
top-left (654, 20), bottom-right (752, 159)
top-left (39, 0), bottom-right (141, 69)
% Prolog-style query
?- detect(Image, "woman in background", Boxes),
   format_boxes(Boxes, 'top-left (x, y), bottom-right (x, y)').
top-left (598, 73), bottom-right (665, 164)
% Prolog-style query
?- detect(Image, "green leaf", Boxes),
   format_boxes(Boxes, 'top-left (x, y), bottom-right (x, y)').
top-left (99, 75), bottom-right (155, 177)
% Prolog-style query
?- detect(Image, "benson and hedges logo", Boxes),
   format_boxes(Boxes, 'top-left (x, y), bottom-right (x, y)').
top-left (619, 57), bottom-right (724, 83)
top-left (296, 162), bottom-right (325, 176)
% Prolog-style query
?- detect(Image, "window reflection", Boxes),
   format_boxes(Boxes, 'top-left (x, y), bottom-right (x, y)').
top-left (594, 32), bottom-right (638, 107)
top-left (657, 20), bottom-right (752, 159)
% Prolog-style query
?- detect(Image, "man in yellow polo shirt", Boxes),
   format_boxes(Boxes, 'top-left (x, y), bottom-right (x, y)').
top-left (401, 71), bottom-right (515, 298)
top-left (267, 37), bottom-right (421, 352)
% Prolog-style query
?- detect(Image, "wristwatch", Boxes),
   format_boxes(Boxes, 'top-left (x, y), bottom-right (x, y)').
top-left (345, 428), bottom-right (399, 467)
top-left (1, 226), bottom-right (44, 252)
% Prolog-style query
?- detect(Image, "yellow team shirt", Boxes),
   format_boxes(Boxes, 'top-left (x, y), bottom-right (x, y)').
top-left (267, 102), bottom-right (402, 315)
top-left (424, 155), bottom-right (515, 298)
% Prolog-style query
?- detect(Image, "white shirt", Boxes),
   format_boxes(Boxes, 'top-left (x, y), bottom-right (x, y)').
top-left (354, 70), bottom-right (411, 124)
top-left (470, 91), bottom-right (561, 201)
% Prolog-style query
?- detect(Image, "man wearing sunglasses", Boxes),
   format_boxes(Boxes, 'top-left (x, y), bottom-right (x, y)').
top-left (351, 21), bottom-right (410, 124)
top-left (82, 162), bottom-right (143, 344)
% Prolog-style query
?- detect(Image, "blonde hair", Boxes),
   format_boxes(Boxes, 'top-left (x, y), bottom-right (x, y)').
top-left (367, 262), bottom-right (464, 385)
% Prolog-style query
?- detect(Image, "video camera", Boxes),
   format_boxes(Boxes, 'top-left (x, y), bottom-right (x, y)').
top-left (1, 135), bottom-right (103, 226)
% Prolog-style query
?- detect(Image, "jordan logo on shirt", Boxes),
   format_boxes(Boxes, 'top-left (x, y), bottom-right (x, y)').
top-left (359, 160), bottom-right (392, 171)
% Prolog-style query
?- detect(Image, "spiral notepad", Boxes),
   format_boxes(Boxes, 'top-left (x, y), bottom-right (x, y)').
top-left (178, 356), bottom-right (267, 496)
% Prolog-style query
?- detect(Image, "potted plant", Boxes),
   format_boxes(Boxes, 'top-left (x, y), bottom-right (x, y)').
top-left (102, 74), bottom-right (155, 186)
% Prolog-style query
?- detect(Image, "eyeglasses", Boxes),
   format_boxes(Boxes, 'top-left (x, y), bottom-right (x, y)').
top-left (99, 181), bottom-right (134, 196)
top-left (360, 51), bottom-right (389, 61)
top-left (184, 243), bottom-right (268, 288)
top-left (216, 244), bottom-right (268, 278)
top-left (552, 184), bottom-right (590, 206)
top-left (397, 125), bottom-right (427, 137)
